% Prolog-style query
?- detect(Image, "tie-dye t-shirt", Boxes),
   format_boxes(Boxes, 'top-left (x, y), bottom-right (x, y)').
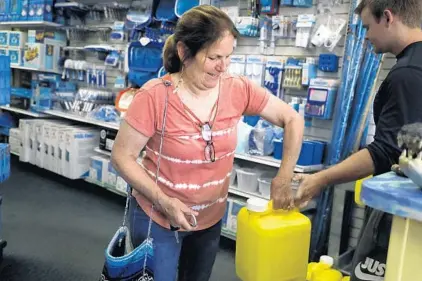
top-left (125, 73), bottom-right (270, 230)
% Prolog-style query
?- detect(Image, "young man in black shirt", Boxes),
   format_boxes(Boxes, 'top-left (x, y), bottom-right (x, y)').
top-left (294, 0), bottom-right (422, 280)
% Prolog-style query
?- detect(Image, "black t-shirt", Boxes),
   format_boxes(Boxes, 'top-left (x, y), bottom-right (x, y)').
top-left (366, 41), bottom-right (422, 175)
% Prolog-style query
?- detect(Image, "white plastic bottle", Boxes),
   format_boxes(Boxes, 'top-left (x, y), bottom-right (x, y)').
top-left (298, 98), bottom-right (306, 117)
top-left (289, 97), bottom-right (300, 112)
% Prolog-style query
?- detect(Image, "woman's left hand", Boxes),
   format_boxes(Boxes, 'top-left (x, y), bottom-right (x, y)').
top-left (270, 175), bottom-right (294, 210)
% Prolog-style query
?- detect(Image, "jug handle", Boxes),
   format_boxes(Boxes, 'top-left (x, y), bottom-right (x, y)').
top-left (268, 200), bottom-right (299, 213)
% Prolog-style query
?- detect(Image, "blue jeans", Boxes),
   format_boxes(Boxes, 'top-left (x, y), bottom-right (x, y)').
top-left (128, 196), bottom-right (222, 281)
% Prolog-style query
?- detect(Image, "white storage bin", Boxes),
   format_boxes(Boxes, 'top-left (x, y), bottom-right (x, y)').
top-left (236, 167), bottom-right (261, 192)
top-left (258, 173), bottom-right (301, 198)
top-left (258, 176), bottom-right (272, 197)
top-left (257, 171), bottom-right (278, 197)
top-left (230, 164), bottom-right (239, 186)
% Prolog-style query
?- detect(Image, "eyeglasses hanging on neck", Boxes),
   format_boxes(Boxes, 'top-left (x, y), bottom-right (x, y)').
top-left (175, 76), bottom-right (220, 163)
top-left (202, 122), bottom-right (216, 162)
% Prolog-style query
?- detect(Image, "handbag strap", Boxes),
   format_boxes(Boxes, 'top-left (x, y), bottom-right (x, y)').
top-left (121, 79), bottom-right (171, 234)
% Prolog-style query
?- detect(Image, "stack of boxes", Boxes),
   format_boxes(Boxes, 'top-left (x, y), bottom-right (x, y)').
top-left (0, 56), bottom-right (11, 105)
top-left (0, 0), bottom-right (55, 22)
top-left (16, 119), bottom-right (129, 194)
top-left (0, 31), bottom-right (27, 66)
top-left (8, 128), bottom-right (20, 155)
top-left (0, 29), bottom-right (65, 73)
top-left (19, 119), bottom-right (99, 179)
top-left (88, 155), bottom-right (128, 195)
top-left (24, 30), bottom-right (66, 73)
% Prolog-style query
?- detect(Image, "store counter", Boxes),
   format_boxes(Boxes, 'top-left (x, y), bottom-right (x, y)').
top-left (361, 172), bottom-right (422, 281)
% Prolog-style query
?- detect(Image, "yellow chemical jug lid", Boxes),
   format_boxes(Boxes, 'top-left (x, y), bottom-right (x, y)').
top-left (247, 198), bottom-right (269, 212)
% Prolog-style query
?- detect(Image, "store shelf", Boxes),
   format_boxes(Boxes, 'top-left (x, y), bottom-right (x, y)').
top-left (11, 65), bottom-right (62, 75)
top-left (0, 21), bottom-right (62, 28)
top-left (85, 178), bottom-right (127, 197)
top-left (94, 147), bottom-right (111, 157)
top-left (43, 110), bottom-right (120, 130)
top-left (55, 2), bottom-right (89, 11)
top-left (221, 228), bottom-right (236, 240)
top-left (234, 153), bottom-right (324, 173)
top-left (229, 186), bottom-right (269, 201)
top-left (229, 185), bottom-right (317, 212)
top-left (0, 105), bottom-right (49, 117)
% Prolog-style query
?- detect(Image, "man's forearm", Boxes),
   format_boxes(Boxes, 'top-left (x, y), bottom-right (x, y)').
top-left (318, 148), bottom-right (375, 186)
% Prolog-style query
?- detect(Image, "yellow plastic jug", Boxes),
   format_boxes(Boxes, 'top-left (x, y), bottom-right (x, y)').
top-left (306, 255), bottom-right (334, 280)
top-left (342, 276), bottom-right (350, 281)
top-left (236, 198), bottom-right (311, 281)
top-left (312, 268), bottom-right (343, 281)
top-left (354, 175), bottom-right (372, 206)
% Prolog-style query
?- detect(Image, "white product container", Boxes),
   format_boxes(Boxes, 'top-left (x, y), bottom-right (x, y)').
top-left (236, 167), bottom-right (261, 192)
top-left (257, 171), bottom-right (278, 197)
top-left (230, 164), bottom-right (240, 186)
top-left (257, 176), bottom-right (272, 197)
top-left (258, 173), bottom-right (301, 198)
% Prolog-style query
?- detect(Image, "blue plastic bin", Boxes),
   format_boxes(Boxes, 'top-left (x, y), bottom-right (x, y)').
top-left (243, 115), bottom-right (260, 127)
top-left (297, 141), bottom-right (314, 166)
top-left (273, 139), bottom-right (326, 165)
top-left (273, 139), bottom-right (283, 160)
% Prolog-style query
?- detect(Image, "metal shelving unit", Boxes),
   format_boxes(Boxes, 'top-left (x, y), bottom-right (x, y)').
top-left (0, 105), bottom-right (49, 118)
top-left (43, 110), bottom-right (120, 130)
top-left (0, 21), bottom-right (62, 28)
top-left (11, 65), bottom-right (62, 75)
top-left (94, 147), bottom-right (111, 157)
top-left (221, 228), bottom-right (237, 240)
top-left (85, 178), bottom-right (127, 197)
top-left (234, 153), bottom-right (324, 173)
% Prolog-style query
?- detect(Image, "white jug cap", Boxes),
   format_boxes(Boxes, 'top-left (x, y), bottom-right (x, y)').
top-left (247, 198), bottom-right (269, 212)
top-left (319, 255), bottom-right (334, 267)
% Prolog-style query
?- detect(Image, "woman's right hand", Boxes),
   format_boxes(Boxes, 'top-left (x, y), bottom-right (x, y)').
top-left (157, 196), bottom-right (199, 231)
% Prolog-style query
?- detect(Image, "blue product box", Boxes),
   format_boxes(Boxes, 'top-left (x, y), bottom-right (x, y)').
top-left (90, 157), bottom-right (105, 182)
top-left (8, 49), bottom-right (23, 66)
top-left (9, 32), bottom-right (27, 49)
top-left (28, 0), bottom-right (53, 22)
top-left (0, 0), bottom-right (7, 22)
top-left (0, 56), bottom-right (11, 106)
top-left (44, 43), bottom-right (54, 70)
top-left (293, 0), bottom-right (312, 7)
top-left (7, 0), bottom-right (24, 21)
top-left (305, 78), bottom-right (340, 120)
top-left (0, 31), bottom-right (8, 47)
top-left (21, 0), bottom-right (29, 21)
top-left (319, 54), bottom-right (339, 72)
top-left (280, 0), bottom-right (293, 5)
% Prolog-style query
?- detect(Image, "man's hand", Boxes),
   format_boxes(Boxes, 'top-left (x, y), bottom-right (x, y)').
top-left (271, 175), bottom-right (294, 210)
top-left (293, 173), bottom-right (326, 208)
